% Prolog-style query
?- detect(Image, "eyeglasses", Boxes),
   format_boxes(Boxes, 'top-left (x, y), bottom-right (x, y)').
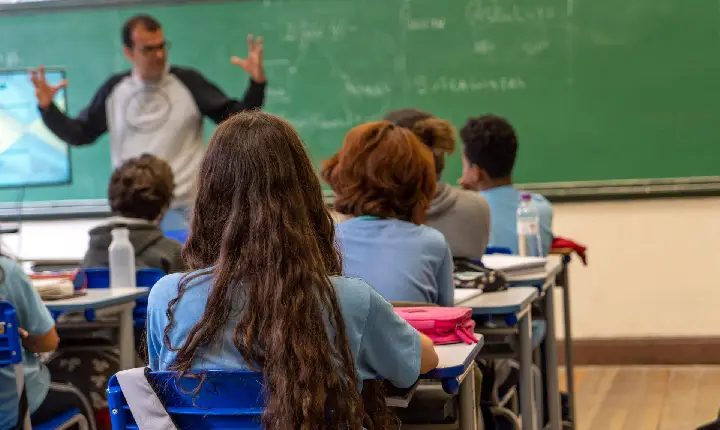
top-left (138, 41), bottom-right (171, 55)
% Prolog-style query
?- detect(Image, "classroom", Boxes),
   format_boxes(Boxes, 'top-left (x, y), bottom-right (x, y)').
top-left (0, 0), bottom-right (717, 429)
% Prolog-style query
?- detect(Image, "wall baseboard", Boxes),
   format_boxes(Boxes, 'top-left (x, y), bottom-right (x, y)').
top-left (557, 337), bottom-right (720, 365)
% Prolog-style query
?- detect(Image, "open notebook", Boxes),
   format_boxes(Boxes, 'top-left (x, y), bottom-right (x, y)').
top-left (480, 255), bottom-right (546, 276)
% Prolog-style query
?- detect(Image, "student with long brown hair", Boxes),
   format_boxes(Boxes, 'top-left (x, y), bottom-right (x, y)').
top-left (322, 121), bottom-right (454, 306)
top-left (145, 111), bottom-right (438, 429)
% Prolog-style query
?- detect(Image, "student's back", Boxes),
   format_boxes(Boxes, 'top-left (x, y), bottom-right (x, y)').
top-left (385, 109), bottom-right (490, 259)
top-left (149, 272), bottom-right (420, 386)
top-left (459, 114), bottom-right (554, 255)
top-left (480, 186), bottom-right (552, 255)
top-left (146, 111), bottom-right (438, 429)
top-left (323, 121), bottom-right (454, 306)
top-left (335, 217), bottom-right (452, 305)
top-left (82, 154), bottom-right (183, 273)
top-left (0, 257), bottom-right (54, 429)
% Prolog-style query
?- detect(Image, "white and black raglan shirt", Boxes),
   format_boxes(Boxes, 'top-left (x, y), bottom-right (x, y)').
top-left (40, 66), bottom-right (267, 207)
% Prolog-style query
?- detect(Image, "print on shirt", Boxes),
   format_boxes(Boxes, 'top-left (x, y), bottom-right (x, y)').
top-left (124, 87), bottom-right (172, 133)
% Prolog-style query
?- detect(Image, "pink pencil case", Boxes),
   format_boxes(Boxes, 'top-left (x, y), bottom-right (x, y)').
top-left (395, 307), bottom-right (477, 345)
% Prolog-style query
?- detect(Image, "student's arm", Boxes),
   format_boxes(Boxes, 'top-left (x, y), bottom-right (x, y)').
top-left (39, 74), bottom-right (124, 147)
top-left (436, 243), bottom-right (455, 307)
top-left (20, 326), bottom-right (59, 353)
top-left (172, 67), bottom-right (266, 124)
top-left (357, 288), bottom-right (439, 387)
top-left (7, 262), bottom-right (58, 352)
top-left (418, 332), bottom-right (440, 374)
top-left (146, 293), bottom-right (163, 370)
top-left (538, 198), bottom-right (554, 256)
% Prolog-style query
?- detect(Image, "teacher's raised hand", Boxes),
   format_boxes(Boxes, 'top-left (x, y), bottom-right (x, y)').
top-left (30, 66), bottom-right (68, 109)
top-left (230, 34), bottom-right (266, 84)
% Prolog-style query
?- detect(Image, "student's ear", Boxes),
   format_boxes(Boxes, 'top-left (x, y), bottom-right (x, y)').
top-left (458, 163), bottom-right (483, 190)
top-left (154, 205), bottom-right (169, 225)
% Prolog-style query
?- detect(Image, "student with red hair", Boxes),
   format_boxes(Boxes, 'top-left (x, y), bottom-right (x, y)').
top-left (322, 121), bottom-right (454, 306)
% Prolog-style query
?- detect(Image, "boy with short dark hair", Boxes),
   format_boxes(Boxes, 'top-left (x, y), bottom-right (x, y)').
top-left (82, 154), bottom-right (183, 273)
top-left (459, 115), bottom-right (553, 255)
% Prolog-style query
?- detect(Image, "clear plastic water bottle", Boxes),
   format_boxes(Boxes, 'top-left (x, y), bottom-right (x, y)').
top-left (517, 193), bottom-right (543, 257)
top-left (109, 226), bottom-right (136, 288)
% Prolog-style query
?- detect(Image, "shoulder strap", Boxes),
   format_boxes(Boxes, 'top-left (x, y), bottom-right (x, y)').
top-left (13, 364), bottom-right (30, 430)
top-left (134, 235), bottom-right (164, 259)
top-left (115, 367), bottom-right (177, 430)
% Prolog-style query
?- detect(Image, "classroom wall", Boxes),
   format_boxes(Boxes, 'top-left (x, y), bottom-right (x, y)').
top-left (6, 196), bottom-right (719, 339)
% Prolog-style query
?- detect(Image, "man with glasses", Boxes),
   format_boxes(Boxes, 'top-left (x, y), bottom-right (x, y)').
top-left (30, 14), bottom-right (267, 231)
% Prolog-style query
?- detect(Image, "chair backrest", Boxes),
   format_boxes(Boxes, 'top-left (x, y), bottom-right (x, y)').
top-left (107, 370), bottom-right (265, 429)
top-left (82, 268), bottom-right (165, 327)
top-left (0, 301), bottom-right (21, 367)
top-left (391, 301), bottom-right (439, 308)
top-left (84, 267), bottom-right (165, 289)
top-left (485, 246), bottom-right (512, 255)
top-left (164, 230), bottom-right (188, 245)
top-left (0, 301), bottom-right (31, 430)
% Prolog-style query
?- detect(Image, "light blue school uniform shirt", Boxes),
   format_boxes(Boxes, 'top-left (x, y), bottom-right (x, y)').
top-left (335, 218), bottom-right (454, 307)
top-left (480, 185), bottom-right (554, 256)
top-left (0, 257), bottom-right (55, 429)
top-left (147, 272), bottom-right (422, 389)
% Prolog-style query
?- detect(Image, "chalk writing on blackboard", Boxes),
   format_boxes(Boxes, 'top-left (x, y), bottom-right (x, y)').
top-left (466, 0), bottom-right (556, 25)
top-left (414, 75), bottom-right (526, 95)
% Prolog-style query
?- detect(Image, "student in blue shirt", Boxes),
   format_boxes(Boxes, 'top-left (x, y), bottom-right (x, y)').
top-left (146, 111), bottom-right (438, 429)
top-left (322, 121), bottom-right (455, 307)
top-left (458, 115), bottom-right (554, 255)
top-left (0, 257), bottom-right (95, 429)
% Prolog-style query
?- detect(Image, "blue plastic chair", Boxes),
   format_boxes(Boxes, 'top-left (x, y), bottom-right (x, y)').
top-left (164, 230), bottom-right (189, 244)
top-left (485, 246), bottom-right (512, 255)
top-left (107, 370), bottom-right (265, 429)
top-left (82, 268), bottom-right (165, 328)
top-left (0, 301), bottom-right (88, 430)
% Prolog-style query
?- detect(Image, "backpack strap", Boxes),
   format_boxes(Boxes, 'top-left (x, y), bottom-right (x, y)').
top-left (134, 235), bottom-right (164, 259)
top-left (13, 363), bottom-right (30, 430)
top-left (115, 367), bottom-right (177, 430)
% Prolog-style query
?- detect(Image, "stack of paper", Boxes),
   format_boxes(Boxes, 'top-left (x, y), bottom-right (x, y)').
top-left (481, 255), bottom-right (546, 275)
top-left (32, 278), bottom-right (75, 300)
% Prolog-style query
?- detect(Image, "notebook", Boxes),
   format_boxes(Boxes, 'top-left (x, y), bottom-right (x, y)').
top-left (480, 255), bottom-right (546, 275)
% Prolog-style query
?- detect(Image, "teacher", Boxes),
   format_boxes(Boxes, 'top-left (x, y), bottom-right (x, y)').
top-left (30, 14), bottom-right (267, 231)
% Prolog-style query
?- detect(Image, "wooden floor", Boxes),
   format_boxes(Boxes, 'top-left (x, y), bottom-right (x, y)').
top-left (560, 366), bottom-right (720, 430)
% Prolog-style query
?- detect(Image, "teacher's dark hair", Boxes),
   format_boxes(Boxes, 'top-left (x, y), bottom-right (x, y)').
top-left (164, 111), bottom-right (395, 429)
top-left (122, 14), bottom-right (162, 48)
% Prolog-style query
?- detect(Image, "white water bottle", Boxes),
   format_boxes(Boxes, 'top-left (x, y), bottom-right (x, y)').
top-left (109, 226), bottom-right (136, 288)
top-left (517, 193), bottom-right (543, 257)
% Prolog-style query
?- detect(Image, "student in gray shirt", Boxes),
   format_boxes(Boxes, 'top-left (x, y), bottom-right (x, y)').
top-left (30, 14), bottom-right (267, 232)
top-left (385, 109), bottom-right (491, 259)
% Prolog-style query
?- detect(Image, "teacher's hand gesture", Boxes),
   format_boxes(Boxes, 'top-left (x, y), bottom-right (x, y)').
top-left (231, 35), bottom-right (266, 84)
top-left (30, 66), bottom-right (67, 110)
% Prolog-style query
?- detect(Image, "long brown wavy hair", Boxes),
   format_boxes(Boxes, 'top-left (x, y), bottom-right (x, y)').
top-left (321, 121), bottom-right (436, 224)
top-left (163, 111), bottom-right (393, 429)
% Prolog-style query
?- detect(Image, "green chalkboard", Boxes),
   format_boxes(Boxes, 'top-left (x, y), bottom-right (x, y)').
top-left (0, 0), bottom-right (719, 204)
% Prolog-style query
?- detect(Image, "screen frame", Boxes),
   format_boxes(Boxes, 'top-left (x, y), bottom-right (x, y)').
top-left (0, 67), bottom-right (73, 189)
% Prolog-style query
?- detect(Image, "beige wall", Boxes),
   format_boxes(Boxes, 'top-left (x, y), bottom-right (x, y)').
top-left (8, 196), bottom-right (719, 339)
top-left (553, 196), bottom-right (720, 339)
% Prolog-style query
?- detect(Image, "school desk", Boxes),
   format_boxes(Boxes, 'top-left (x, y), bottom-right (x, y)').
top-left (44, 287), bottom-right (149, 370)
top-left (462, 287), bottom-right (538, 430)
top-left (398, 334), bottom-right (485, 430)
top-left (502, 256), bottom-right (564, 430)
top-left (549, 247), bottom-right (576, 428)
